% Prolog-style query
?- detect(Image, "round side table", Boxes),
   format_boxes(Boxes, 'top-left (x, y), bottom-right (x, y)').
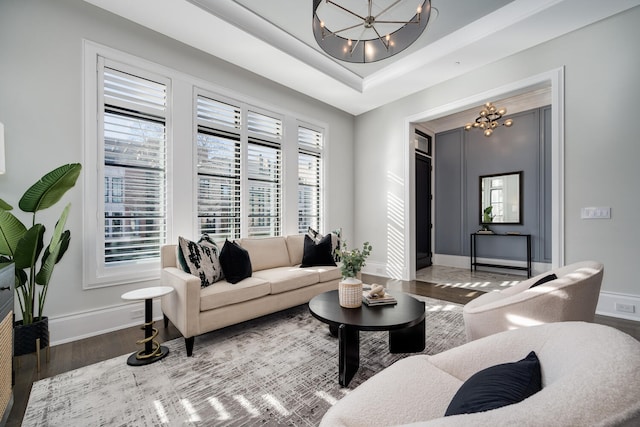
top-left (121, 286), bottom-right (174, 366)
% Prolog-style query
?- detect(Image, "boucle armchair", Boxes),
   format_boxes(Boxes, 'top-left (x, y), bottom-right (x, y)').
top-left (320, 321), bottom-right (640, 426)
top-left (463, 260), bottom-right (603, 341)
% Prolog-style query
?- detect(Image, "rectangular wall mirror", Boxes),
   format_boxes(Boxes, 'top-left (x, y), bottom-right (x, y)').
top-left (480, 171), bottom-right (522, 225)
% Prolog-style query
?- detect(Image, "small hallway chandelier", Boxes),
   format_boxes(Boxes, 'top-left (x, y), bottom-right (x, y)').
top-left (313, 0), bottom-right (431, 63)
top-left (464, 102), bottom-right (514, 137)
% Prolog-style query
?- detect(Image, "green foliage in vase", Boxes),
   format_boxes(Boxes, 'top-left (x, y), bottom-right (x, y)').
top-left (335, 240), bottom-right (372, 279)
top-left (483, 206), bottom-right (494, 223)
top-left (0, 163), bottom-right (82, 324)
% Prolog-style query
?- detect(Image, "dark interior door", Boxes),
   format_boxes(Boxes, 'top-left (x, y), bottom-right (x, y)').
top-left (415, 152), bottom-right (432, 269)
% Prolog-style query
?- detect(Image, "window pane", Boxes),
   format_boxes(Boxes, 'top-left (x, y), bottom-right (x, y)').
top-left (298, 126), bottom-right (323, 233)
top-left (103, 67), bottom-right (167, 265)
top-left (196, 97), bottom-right (242, 240)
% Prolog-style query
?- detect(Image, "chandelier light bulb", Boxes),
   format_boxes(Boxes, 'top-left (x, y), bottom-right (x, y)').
top-left (484, 129), bottom-right (493, 137)
top-left (504, 119), bottom-right (514, 127)
top-left (498, 108), bottom-right (507, 115)
top-left (320, 21), bottom-right (325, 28)
top-left (348, 39), bottom-right (352, 46)
top-left (480, 109), bottom-right (488, 117)
top-left (464, 123), bottom-right (473, 131)
top-left (488, 105), bottom-right (497, 113)
top-left (417, 5), bottom-right (422, 13)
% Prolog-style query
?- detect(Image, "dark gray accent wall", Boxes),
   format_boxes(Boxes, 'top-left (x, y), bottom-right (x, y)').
top-left (434, 106), bottom-right (552, 264)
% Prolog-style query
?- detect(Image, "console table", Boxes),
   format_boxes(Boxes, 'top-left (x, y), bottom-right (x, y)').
top-left (470, 233), bottom-right (532, 278)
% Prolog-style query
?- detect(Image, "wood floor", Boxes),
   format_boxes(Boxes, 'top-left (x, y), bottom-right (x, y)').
top-left (6, 274), bottom-right (640, 426)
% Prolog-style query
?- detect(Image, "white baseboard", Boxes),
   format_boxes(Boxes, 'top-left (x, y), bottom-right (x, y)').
top-left (48, 299), bottom-right (164, 346)
top-left (596, 292), bottom-right (640, 322)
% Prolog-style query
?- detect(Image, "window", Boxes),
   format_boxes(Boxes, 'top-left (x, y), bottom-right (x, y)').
top-left (196, 96), bottom-right (241, 241)
top-left (195, 95), bottom-right (282, 239)
top-left (84, 56), bottom-right (170, 287)
top-left (247, 111), bottom-right (282, 237)
top-left (102, 65), bottom-right (168, 265)
top-left (297, 125), bottom-right (323, 233)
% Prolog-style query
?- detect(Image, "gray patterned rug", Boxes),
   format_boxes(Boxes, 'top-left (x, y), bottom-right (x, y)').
top-left (23, 295), bottom-right (465, 426)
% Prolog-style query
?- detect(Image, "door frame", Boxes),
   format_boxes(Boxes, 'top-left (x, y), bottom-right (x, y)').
top-left (403, 67), bottom-right (565, 280)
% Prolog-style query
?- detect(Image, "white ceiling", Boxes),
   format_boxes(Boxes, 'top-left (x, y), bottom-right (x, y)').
top-left (83, 0), bottom-right (640, 115)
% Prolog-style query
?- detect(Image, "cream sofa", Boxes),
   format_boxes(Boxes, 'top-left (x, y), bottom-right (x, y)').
top-left (463, 260), bottom-right (604, 341)
top-left (320, 321), bottom-right (640, 427)
top-left (160, 235), bottom-right (341, 355)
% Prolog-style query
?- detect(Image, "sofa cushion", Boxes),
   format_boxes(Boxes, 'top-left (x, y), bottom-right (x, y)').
top-left (252, 267), bottom-right (320, 294)
top-left (445, 351), bottom-right (542, 416)
top-left (200, 277), bottom-right (271, 311)
top-left (286, 234), bottom-right (305, 265)
top-left (238, 237), bottom-right (291, 271)
top-left (301, 234), bottom-right (337, 267)
top-left (219, 239), bottom-right (252, 284)
top-left (302, 265), bottom-right (341, 283)
top-left (176, 235), bottom-right (223, 288)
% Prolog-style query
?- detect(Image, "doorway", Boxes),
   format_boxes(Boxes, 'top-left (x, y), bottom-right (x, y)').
top-left (415, 129), bottom-right (432, 270)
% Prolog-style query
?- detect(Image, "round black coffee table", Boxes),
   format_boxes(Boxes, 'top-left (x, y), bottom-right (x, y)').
top-left (308, 290), bottom-right (426, 386)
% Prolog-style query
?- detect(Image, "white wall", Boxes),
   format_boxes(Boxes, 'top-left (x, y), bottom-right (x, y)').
top-left (355, 7), bottom-right (640, 308)
top-left (0, 0), bottom-right (355, 343)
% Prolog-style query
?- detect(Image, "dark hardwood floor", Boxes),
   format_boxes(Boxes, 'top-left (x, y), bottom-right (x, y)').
top-left (6, 274), bottom-right (639, 426)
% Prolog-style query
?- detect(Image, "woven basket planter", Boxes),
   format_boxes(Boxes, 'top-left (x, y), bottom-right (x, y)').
top-left (14, 316), bottom-right (49, 356)
top-left (338, 277), bottom-right (363, 308)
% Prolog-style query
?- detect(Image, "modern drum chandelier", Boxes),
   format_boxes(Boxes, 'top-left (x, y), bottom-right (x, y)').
top-left (464, 102), bottom-right (514, 137)
top-left (312, 0), bottom-right (431, 63)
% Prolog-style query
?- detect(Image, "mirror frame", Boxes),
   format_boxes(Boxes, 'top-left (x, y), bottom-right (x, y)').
top-left (479, 171), bottom-right (523, 225)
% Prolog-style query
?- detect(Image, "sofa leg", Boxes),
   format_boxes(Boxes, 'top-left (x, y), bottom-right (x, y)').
top-left (185, 337), bottom-right (194, 357)
top-left (163, 314), bottom-right (169, 328)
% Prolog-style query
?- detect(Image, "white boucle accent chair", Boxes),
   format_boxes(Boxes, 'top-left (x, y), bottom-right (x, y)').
top-left (319, 321), bottom-right (640, 427)
top-left (463, 260), bottom-right (604, 341)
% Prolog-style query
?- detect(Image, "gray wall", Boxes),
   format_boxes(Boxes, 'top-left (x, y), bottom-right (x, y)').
top-left (0, 0), bottom-right (354, 327)
top-left (434, 106), bottom-right (552, 264)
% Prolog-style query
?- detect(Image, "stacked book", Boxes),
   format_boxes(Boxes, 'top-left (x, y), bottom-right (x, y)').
top-left (362, 291), bottom-right (397, 306)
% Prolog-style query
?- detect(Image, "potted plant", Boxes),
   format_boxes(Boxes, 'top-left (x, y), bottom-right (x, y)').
top-left (481, 206), bottom-right (494, 232)
top-left (335, 241), bottom-right (372, 308)
top-left (0, 163), bottom-right (81, 356)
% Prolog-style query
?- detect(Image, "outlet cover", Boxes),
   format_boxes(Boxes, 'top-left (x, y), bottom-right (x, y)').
top-left (581, 207), bottom-right (611, 219)
top-left (615, 303), bottom-right (636, 313)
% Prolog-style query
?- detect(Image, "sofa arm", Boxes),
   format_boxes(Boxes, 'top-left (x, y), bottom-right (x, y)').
top-left (160, 267), bottom-right (201, 338)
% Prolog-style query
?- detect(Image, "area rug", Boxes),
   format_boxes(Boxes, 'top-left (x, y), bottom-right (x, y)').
top-left (23, 296), bottom-right (464, 426)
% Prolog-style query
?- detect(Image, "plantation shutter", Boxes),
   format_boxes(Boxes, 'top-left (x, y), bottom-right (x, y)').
top-left (247, 110), bottom-right (282, 237)
top-left (196, 96), bottom-right (242, 240)
top-left (297, 125), bottom-right (323, 233)
top-left (102, 66), bottom-right (167, 265)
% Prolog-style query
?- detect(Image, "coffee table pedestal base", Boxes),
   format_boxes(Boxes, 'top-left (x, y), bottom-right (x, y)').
top-left (390, 318), bottom-right (426, 353)
top-left (339, 325), bottom-right (360, 387)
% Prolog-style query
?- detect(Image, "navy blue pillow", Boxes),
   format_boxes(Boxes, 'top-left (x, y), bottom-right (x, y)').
top-left (529, 273), bottom-right (558, 289)
top-left (219, 239), bottom-right (252, 284)
top-left (301, 234), bottom-right (337, 267)
top-left (444, 351), bottom-right (542, 416)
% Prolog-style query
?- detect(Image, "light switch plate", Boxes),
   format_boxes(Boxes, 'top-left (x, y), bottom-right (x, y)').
top-left (581, 207), bottom-right (611, 219)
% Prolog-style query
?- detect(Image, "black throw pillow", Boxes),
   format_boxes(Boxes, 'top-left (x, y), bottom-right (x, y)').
top-left (529, 273), bottom-right (558, 289)
top-left (300, 234), bottom-right (337, 268)
top-left (219, 239), bottom-right (252, 284)
top-left (444, 351), bottom-right (542, 416)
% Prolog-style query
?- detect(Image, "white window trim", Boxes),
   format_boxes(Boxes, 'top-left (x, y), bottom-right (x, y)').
top-left (83, 41), bottom-right (174, 288)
